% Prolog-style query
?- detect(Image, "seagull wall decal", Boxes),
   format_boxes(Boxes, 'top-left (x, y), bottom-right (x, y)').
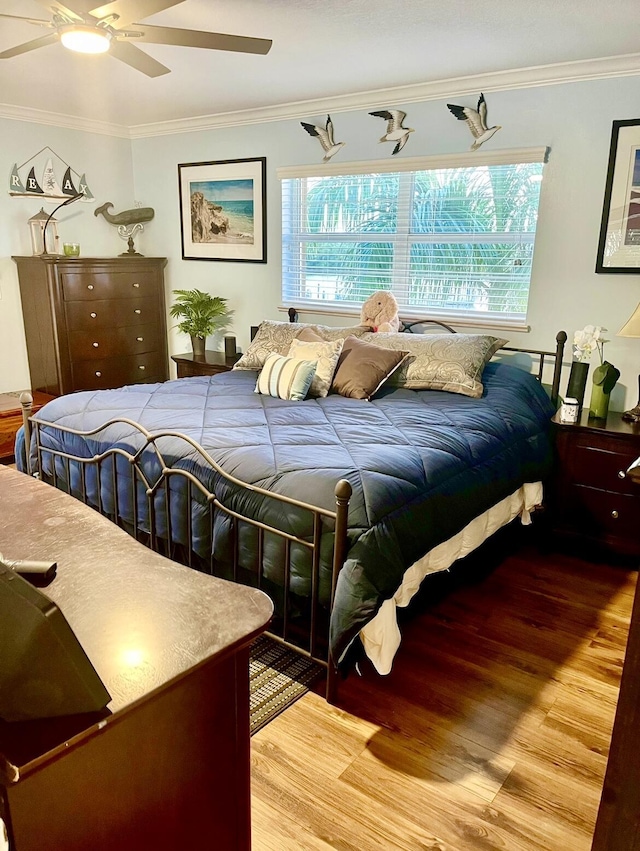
top-left (369, 109), bottom-right (415, 155)
top-left (446, 93), bottom-right (502, 150)
top-left (300, 114), bottom-right (346, 162)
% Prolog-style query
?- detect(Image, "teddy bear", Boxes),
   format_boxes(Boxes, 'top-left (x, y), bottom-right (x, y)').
top-left (360, 290), bottom-right (401, 333)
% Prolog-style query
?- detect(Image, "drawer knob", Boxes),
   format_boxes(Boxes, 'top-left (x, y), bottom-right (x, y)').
top-left (87, 284), bottom-right (94, 290)
top-left (139, 365), bottom-right (146, 371)
top-left (90, 312), bottom-right (97, 318)
top-left (134, 309), bottom-right (141, 315)
top-left (136, 336), bottom-right (144, 342)
top-left (618, 470), bottom-right (626, 480)
top-left (611, 510), bottom-right (619, 519)
top-left (95, 371), bottom-right (102, 377)
top-left (132, 282), bottom-right (140, 288)
top-left (92, 342), bottom-right (99, 348)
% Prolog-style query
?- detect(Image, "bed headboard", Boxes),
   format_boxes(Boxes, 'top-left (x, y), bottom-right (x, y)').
top-left (284, 307), bottom-right (567, 407)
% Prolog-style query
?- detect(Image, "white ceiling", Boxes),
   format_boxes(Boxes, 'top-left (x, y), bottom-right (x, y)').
top-left (1, 0), bottom-right (640, 133)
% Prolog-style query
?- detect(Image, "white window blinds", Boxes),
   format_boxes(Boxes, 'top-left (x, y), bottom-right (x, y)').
top-left (278, 147), bottom-right (547, 329)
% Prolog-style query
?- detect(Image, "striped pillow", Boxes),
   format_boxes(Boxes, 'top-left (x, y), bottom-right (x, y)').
top-left (255, 353), bottom-right (318, 401)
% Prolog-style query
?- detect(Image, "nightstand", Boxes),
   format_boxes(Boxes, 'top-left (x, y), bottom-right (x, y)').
top-left (550, 410), bottom-right (640, 557)
top-left (171, 351), bottom-right (240, 378)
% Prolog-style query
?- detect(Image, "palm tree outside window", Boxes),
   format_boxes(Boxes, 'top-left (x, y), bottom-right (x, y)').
top-left (279, 147), bottom-right (546, 329)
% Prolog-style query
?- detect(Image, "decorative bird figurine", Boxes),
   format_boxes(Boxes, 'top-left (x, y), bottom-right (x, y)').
top-left (446, 93), bottom-right (502, 150)
top-left (300, 114), bottom-right (345, 162)
top-left (369, 109), bottom-right (414, 155)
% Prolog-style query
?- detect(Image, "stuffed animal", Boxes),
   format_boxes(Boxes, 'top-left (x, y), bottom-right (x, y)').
top-left (360, 290), bottom-right (401, 333)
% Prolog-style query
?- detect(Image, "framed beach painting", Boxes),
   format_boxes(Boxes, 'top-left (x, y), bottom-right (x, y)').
top-left (596, 119), bottom-right (640, 273)
top-left (178, 157), bottom-right (266, 263)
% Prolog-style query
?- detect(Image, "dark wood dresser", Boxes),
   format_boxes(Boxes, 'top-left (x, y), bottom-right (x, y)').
top-left (0, 467), bottom-right (272, 851)
top-left (550, 410), bottom-right (640, 557)
top-left (13, 256), bottom-right (169, 395)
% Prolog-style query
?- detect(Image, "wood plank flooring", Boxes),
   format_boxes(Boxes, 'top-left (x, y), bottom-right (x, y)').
top-left (251, 526), bottom-right (637, 851)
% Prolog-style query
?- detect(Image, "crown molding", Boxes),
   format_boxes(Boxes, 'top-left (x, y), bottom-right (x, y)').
top-left (0, 102), bottom-right (130, 138)
top-left (2, 52), bottom-right (640, 140)
top-left (129, 52), bottom-right (640, 138)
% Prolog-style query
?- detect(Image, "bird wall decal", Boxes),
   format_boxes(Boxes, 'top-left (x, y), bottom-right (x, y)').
top-left (446, 93), bottom-right (502, 150)
top-left (369, 109), bottom-right (414, 155)
top-left (300, 115), bottom-right (346, 162)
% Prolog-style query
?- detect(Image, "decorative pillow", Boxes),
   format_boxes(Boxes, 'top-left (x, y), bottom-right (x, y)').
top-left (255, 353), bottom-right (317, 401)
top-left (234, 320), bottom-right (368, 371)
top-left (331, 336), bottom-right (408, 401)
top-left (362, 332), bottom-right (507, 398)
top-left (287, 337), bottom-right (344, 398)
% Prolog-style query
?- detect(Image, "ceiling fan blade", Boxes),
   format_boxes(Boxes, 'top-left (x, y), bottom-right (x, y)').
top-left (0, 32), bottom-right (59, 59)
top-left (0, 13), bottom-right (53, 26)
top-left (132, 24), bottom-right (272, 55)
top-left (109, 39), bottom-right (170, 76)
top-left (32, 0), bottom-right (86, 22)
top-left (88, 0), bottom-right (183, 29)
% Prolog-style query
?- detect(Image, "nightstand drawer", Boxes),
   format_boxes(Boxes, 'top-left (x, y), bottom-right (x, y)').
top-left (568, 485), bottom-right (640, 543)
top-left (68, 323), bottom-right (162, 361)
top-left (565, 442), bottom-right (640, 495)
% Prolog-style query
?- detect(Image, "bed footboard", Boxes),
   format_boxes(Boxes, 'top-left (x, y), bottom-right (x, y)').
top-left (21, 405), bottom-right (351, 702)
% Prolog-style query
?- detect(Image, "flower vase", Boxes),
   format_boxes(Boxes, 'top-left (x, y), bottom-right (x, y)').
top-left (588, 360), bottom-right (620, 420)
top-left (589, 381), bottom-right (610, 420)
top-left (190, 335), bottom-right (206, 360)
top-left (566, 361), bottom-right (589, 409)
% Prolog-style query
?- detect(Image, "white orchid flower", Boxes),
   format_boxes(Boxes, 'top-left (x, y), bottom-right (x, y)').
top-left (572, 325), bottom-right (609, 363)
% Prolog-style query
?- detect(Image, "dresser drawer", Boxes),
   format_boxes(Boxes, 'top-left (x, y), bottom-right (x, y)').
top-left (68, 323), bottom-right (162, 362)
top-left (563, 441), bottom-right (640, 496)
top-left (61, 270), bottom-right (158, 301)
top-left (71, 351), bottom-right (168, 391)
top-left (65, 297), bottom-right (159, 331)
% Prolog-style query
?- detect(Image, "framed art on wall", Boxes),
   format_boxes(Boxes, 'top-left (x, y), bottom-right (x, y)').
top-left (596, 119), bottom-right (640, 273)
top-left (178, 157), bottom-right (267, 263)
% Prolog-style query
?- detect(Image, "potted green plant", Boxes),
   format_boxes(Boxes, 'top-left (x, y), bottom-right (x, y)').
top-left (169, 289), bottom-right (231, 359)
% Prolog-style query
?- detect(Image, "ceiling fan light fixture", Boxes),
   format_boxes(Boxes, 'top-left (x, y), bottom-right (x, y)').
top-left (60, 25), bottom-right (111, 55)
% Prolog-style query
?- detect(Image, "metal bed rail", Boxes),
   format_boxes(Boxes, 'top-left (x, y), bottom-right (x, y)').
top-left (20, 408), bottom-right (351, 703)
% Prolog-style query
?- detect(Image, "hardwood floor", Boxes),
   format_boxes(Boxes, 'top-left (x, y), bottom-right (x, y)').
top-left (251, 526), bottom-right (637, 851)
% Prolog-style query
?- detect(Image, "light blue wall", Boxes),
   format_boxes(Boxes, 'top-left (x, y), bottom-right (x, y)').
top-left (0, 119), bottom-right (135, 391)
top-left (131, 75), bottom-right (640, 410)
top-left (3, 74), bottom-right (640, 410)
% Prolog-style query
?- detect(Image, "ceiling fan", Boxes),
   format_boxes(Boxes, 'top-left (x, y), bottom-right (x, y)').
top-left (0, 0), bottom-right (272, 77)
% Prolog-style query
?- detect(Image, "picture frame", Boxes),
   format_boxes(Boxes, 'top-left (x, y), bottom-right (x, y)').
top-left (596, 119), bottom-right (640, 273)
top-left (178, 157), bottom-right (266, 263)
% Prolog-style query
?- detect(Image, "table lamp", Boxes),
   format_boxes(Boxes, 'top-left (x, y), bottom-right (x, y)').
top-left (618, 302), bottom-right (640, 422)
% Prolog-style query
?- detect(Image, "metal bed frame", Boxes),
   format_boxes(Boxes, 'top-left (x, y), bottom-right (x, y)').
top-left (20, 320), bottom-right (567, 703)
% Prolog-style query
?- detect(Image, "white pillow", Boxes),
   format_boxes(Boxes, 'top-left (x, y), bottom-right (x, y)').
top-left (255, 353), bottom-right (318, 401)
top-left (287, 337), bottom-right (344, 398)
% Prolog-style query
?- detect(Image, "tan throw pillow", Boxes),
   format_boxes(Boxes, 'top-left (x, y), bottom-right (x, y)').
top-left (233, 320), bottom-right (368, 371)
top-left (288, 337), bottom-right (344, 398)
top-left (362, 332), bottom-right (507, 398)
top-left (331, 336), bottom-right (408, 401)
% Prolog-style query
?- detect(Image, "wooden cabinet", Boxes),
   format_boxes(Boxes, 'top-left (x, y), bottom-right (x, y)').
top-left (13, 256), bottom-right (169, 395)
top-left (171, 350), bottom-right (240, 378)
top-left (551, 411), bottom-right (640, 557)
top-left (0, 467), bottom-right (272, 851)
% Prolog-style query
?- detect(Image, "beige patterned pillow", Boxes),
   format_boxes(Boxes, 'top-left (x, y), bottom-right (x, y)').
top-left (233, 320), bottom-right (368, 371)
top-left (288, 337), bottom-right (344, 398)
top-left (362, 332), bottom-right (507, 398)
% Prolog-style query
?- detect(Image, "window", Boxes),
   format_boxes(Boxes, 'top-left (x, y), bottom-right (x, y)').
top-left (279, 147), bottom-right (547, 330)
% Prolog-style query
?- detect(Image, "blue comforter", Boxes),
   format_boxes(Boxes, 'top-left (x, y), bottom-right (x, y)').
top-left (18, 363), bottom-right (555, 660)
